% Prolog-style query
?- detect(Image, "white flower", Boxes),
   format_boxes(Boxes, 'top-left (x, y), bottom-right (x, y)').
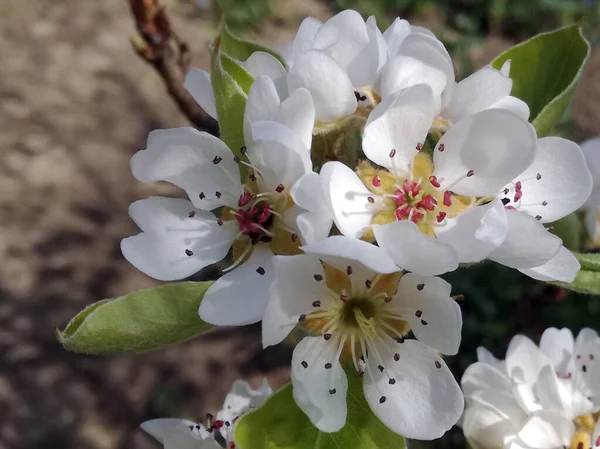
top-left (439, 61), bottom-right (530, 125)
top-left (262, 235), bottom-right (464, 439)
top-left (321, 83), bottom-right (537, 275)
top-left (121, 76), bottom-right (317, 326)
top-left (488, 137), bottom-right (592, 282)
top-left (462, 328), bottom-right (600, 449)
top-left (582, 137), bottom-right (600, 245)
top-left (141, 379), bottom-right (272, 449)
top-left (187, 10), bottom-right (452, 124)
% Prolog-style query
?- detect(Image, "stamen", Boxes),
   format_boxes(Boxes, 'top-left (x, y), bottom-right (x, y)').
top-left (221, 245), bottom-right (253, 274)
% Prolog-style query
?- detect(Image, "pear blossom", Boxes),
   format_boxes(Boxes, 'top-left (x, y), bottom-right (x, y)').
top-left (121, 76), bottom-right (318, 326)
top-left (581, 137), bottom-right (600, 245)
top-left (321, 83), bottom-right (537, 275)
top-left (462, 328), bottom-right (600, 449)
top-left (262, 235), bottom-right (464, 439)
top-left (186, 10), bottom-right (454, 124)
top-left (141, 379), bottom-right (271, 449)
top-left (487, 137), bottom-right (592, 282)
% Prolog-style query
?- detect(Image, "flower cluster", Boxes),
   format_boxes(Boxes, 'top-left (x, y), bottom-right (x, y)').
top-left (141, 379), bottom-right (272, 449)
top-left (462, 328), bottom-right (600, 449)
top-left (122, 8), bottom-right (595, 445)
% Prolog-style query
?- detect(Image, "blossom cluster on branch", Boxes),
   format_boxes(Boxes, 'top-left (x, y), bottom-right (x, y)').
top-left (58, 7), bottom-right (600, 449)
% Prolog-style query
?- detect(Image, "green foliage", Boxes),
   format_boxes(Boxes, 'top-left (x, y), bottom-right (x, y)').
top-left (211, 39), bottom-right (254, 175)
top-left (557, 252), bottom-right (600, 295)
top-left (212, 0), bottom-right (276, 32)
top-left (491, 25), bottom-right (589, 137)
top-left (218, 21), bottom-right (284, 64)
top-left (234, 369), bottom-right (406, 449)
top-left (549, 213), bottom-right (583, 252)
top-left (57, 282), bottom-right (213, 355)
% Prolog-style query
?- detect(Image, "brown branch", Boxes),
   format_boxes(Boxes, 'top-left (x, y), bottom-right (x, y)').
top-left (129, 0), bottom-right (219, 135)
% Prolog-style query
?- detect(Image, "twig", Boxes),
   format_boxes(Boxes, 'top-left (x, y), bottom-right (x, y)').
top-left (129, 0), bottom-right (219, 135)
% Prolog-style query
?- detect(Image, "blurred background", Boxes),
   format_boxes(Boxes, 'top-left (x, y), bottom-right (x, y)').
top-left (1, 0), bottom-right (599, 448)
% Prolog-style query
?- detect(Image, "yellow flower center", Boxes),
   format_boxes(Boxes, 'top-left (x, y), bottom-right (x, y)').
top-left (300, 263), bottom-right (408, 363)
top-left (357, 153), bottom-right (475, 240)
top-left (569, 413), bottom-right (599, 449)
top-left (221, 175), bottom-right (301, 271)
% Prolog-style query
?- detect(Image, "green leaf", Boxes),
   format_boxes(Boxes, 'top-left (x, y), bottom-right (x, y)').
top-left (556, 252), bottom-right (600, 294)
top-left (234, 368), bottom-right (406, 449)
top-left (218, 21), bottom-right (285, 65)
top-left (549, 213), bottom-right (583, 252)
top-left (212, 39), bottom-right (254, 177)
top-left (491, 25), bottom-right (590, 137)
top-left (57, 282), bottom-right (213, 355)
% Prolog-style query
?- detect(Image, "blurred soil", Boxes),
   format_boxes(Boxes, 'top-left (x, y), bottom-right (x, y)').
top-left (0, 1), bottom-right (598, 448)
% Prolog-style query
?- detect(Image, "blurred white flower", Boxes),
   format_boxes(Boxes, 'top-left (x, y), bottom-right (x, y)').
top-left (262, 235), bottom-right (464, 439)
top-left (121, 77), bottom-right (322, 326)
top-left (581, 137), bottom-right (600, 245)
top-left (462, 328), bottom-right (600, 449)
top-left (141, 379), bottom-right (271, 449)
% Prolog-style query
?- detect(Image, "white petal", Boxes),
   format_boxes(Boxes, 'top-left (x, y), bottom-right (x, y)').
top-left (132, 128), bottom-right (242, 210)
top-left (511, 137), bottom-right (593, 223)
top-left (311, 10), bottom-right (369, 69)
top-left (244, 51), bottom-right (288, 99)
top-left (442, 65), bottom-right (513, 123)
top-left (582, 136), bottom-right (600, 178)
top-left (121, 197), bottom-right (235, 281)
top-left (245, 76), bottom-right (315, 150)
top-left (539, 327), bottom-right (574, 374)
top-left (184, 69), bottom-right (217, 119)
top-left (490, 96), bottom-right (530, 121)
top-left (373, 220), bottom-right (459, 275)
top-left (302, 235), bottom-right (400, 274)
top-left (290, 172), bottom-right (333, 244)
top-left (221, 379), bottom-right (272, 417)
top-left (393, 273), bottom-right (462, 355)
top-left (519, 246), bottom-right (580, 283)
top-left (291, 337), bottom-right (348, 432)
top-left (244, 76), bottom-right (281, 144)
top-left (363, 83), bottom-right (435, 173)
top-left (463, 392), bottom-right (524, 449)
top-left (516, 410), bottom-right (574, 449)
top-left (346, 16), bottom-right (389, 87)
top-left (436, 200), bottom-right (508, 263)
top-left (199, 244), bottom-right (274, 326)
top-left (248, 121), bottom-right (312, 173)
top-left (396, 33), bottom-right (455, 97)
top-left (290, 17), bottom-right (322, 64)
top-left (262, 254), bottom-right (327, 348)
top-left (433, 109), bottom-right (537, 197)
top-left (535, 365), bottom-right (593, 420)
top-left (477, 347), bottom-right (507, 373)
top-left (383, 18), bottom-right (411, 57)
top-left (279, 87), bottom-right (316, 150)
top-left (140, 419), bottom-right (212, 449)
top-left (320, 161), bottom-right (374, 239)
top-left (248, 124), bottom-right (309, 192)
top-left (288, 50), bottom-right (356, 122)
top-left (505, 335), bottom-right (553, 384)
top-left (363, 339), bottom-right (464, 439)
top-left (489, 210), bottom-right (562, 269)
top-left (461, 362), bottom-right (512, 397)
top-left (380, 55), bottom-right (447, 103)
top-left (573, 328), bottom-right (600, 402)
